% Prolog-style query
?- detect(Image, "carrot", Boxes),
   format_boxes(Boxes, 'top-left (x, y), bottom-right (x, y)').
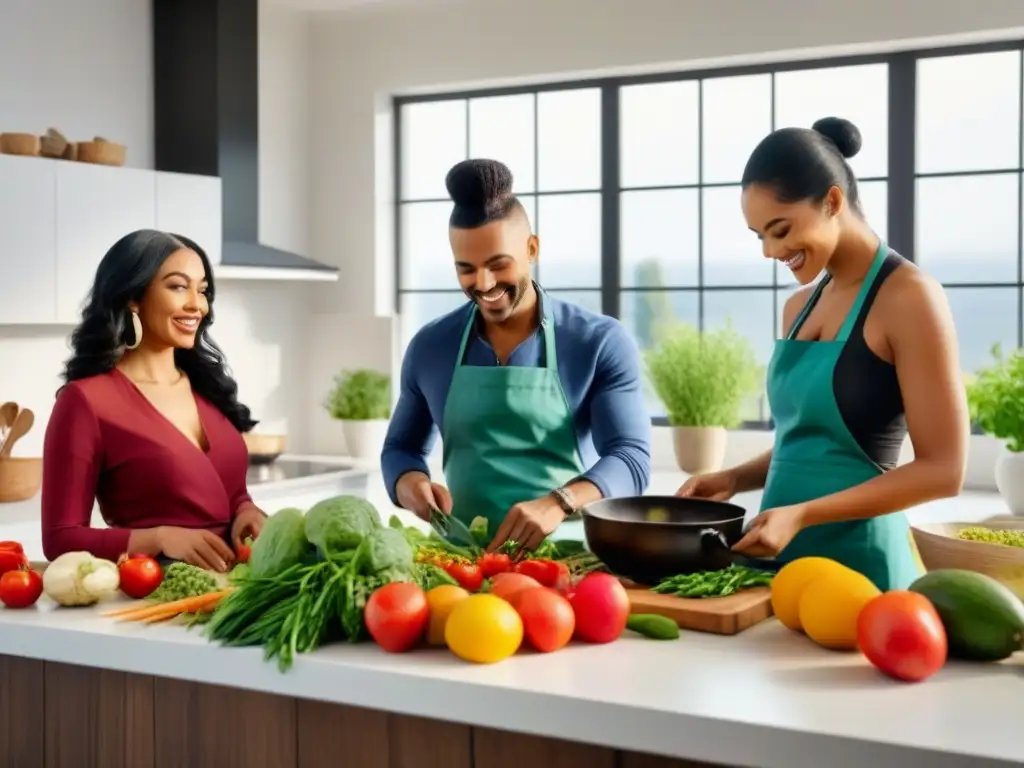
top-left (109, 589), bottom-right (233, 623)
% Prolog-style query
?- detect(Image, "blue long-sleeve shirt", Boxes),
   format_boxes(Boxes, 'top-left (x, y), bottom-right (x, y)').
top-left (381, 292), bottom-right (652, 505)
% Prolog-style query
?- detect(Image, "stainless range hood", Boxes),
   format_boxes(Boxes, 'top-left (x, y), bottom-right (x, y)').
top-left (153, 0), bottom-right (337, 281)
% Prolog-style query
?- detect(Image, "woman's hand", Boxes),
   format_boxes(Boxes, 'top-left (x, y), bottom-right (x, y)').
top-left (731, 504), bottom-right (808, 558)
top-left (231, 504), bottom-right (266, 550)
top-left (158, 527), bottom-right (235, 572)
top-left (675, 469), bottom-right (739, 501)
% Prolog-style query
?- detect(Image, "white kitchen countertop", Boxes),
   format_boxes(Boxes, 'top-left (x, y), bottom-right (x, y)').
top-left (0, 592), bottom-right (1019, 768)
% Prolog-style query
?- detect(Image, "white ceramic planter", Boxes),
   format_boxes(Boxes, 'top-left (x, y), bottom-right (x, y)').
top-left (672, 426), bottom-right (728, 476)
top-left (340, 419), bottom-right (390, 461)
top-left (994, 446), bottom-right (1024, 516)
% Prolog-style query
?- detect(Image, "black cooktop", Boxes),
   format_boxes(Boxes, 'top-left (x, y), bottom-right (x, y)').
top-left (246, 459), bottom-right (355, 486)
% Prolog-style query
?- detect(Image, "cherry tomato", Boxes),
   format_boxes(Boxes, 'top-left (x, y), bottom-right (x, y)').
top-left (117, 555), bottom-right (164, 599)
top-left (445, 561), bottom-right (484, 592)
top-left (478, 552), bottom-right (512, 578)
top-left (0, 568), bottom-right (43, 609)
top-left (568, 572), bottom-right (630, 644)
top-left (514, 558), bottom-right (561, 587)
top-left (235, 537), bottom-right (252, 564)
top-left (364, 582), bottom-right (430, 653)
top-left (857, 591), bottom-right (947, 682)
top-left (511, 587), bottom-right (575, 653)
top-left (0, 547), bottom-right (28, 576)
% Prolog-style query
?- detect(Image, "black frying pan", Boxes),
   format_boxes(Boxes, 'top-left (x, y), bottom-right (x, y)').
top-left (580, 495), bottom-right (778, 586)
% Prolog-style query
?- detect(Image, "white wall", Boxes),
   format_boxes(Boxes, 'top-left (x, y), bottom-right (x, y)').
top-left (303, 0), bottom-right (1024, 487)
top-left (0, 0), bottom-right (315, 454)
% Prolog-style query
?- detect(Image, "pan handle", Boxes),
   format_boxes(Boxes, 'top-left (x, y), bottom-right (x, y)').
top-left (698, 528), bottom-right (729, 552)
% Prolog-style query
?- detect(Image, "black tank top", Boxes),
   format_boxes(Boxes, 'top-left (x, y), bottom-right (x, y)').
top-left (806, 252), bottom-right (907, 469)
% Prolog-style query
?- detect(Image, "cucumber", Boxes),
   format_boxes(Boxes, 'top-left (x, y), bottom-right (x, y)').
top-left (909, 569), bottom-right (1024, 662)
top-left (626, 613), bottom-right (680, 640)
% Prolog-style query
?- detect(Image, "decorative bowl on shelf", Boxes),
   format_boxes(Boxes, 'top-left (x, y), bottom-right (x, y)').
top-left (0, 133), bottom-right (40, 157)
top-left (0, 457), bottom-right (42, 503)
top-left (242, 433), bottom-right (287, 466)
top-left (911, 521), bottom-right (1024, 599)
top-left (76, 139), bottom-right (126, 167)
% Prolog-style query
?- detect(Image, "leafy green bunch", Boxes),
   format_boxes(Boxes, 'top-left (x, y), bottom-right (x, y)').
top-left (966, 344), bottom-right (1024, 453)
top-left (323, 369), bottom-right (391, 421)
top-left (645, 321), bottom-right (763, 429)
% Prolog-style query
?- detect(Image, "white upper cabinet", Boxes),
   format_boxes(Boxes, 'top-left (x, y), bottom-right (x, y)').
top-left (0, 157), bottom-right (58, 324)
top-left (54, 163), bottom-right (156, 324)
top-left (155, 172), bottom-right (223, 266)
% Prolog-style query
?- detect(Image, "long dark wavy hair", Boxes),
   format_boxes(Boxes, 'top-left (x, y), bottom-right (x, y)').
top-left (60, 229), bottom-right (257, 433)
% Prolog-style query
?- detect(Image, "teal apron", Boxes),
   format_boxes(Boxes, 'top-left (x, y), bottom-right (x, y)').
top-left (441, 298), bottom-right (585, 536)
top-left (760, 243), bottom-right (919, 591)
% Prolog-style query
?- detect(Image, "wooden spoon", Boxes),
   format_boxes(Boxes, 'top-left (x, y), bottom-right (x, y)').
top-left (0, 409), bottom-right (34, 458)
top-left (0, 402), bottom-right (18, 435)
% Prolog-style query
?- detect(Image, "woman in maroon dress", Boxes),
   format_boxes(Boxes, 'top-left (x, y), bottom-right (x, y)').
top-left (41, 229), bottom-right (266, 572)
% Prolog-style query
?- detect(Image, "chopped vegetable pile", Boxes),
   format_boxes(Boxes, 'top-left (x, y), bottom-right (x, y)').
top-left (651, 563), bottom-right (774, 598)
top-left (149, 563), bottom-right (218, 602)
top-left (955, 526), bottom-right (1024, 549)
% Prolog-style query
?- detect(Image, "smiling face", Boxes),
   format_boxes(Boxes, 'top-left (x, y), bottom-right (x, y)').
top-left (742, 183), bottom-right (845, 285)
top-left (449, 215), bottom-right (538, 324)
top-left (131, 248), bottom-right (209, 349)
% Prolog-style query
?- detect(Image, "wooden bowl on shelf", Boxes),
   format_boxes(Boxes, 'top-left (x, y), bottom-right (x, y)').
top-left (242, 433), bottom-right (287, 466)
top-left (0, 458), bottom-right (42, 503)
top-left (76, 140), bottom-right (125, 167)
top-left (0, 133), bottom-right (40, 156)
top-left (911, 521), bottom-right (1024, 599)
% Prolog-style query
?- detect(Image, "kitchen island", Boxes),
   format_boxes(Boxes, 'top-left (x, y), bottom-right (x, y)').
top-left (0, 596), bottom-right (1020, 768)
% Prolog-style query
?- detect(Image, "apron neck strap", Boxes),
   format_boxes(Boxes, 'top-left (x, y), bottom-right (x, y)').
top-left (835, 241), bottom-right (888, 343)
top-left (455, 285), bottom-right (557, 369)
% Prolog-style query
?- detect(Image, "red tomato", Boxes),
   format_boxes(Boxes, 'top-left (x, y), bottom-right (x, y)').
top-left (488, 572), bottom-right (541, 602)
top-left (235, 538), bottom-right (252, 564)
top-left (0, 568), bottom-right (43, 609)
top-left (445, 561), bottom-right (484, 592)
top-left (857, 591), bottom-right (947, 683)
top-left (478, 552), bottom-right (512, 578)
top-left (568, 572), bottom-right (630, 644)
top-left (0, 547), bottom-right (28, 576)
top-left (514, 558), bottom-right (561, 587)
top-left (118, 556), bottom-right (164, 599)
top-left (0, 541), bottom-right (24, 554)
top-left (364, 582), bottom-right (430, 652)
top-left (511, 587), bottom-right (575, 653)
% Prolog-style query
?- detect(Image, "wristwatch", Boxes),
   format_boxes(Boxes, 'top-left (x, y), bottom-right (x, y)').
top-left (549, 487), bottom-right (577, 518)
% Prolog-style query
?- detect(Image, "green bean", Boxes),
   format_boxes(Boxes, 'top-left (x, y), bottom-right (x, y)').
top-left (652, 564), bottom-right (774, 599)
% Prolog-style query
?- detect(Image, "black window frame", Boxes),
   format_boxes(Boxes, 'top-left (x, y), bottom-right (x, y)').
top-left (393, 39), bottom-right (1024, 430)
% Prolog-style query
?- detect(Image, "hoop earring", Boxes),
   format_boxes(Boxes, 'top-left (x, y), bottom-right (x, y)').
top-left (125, 310), bottom-right (143, 350)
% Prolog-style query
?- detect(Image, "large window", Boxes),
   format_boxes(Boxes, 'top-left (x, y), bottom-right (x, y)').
top-left (395, 42), bottom-right (1024, 426)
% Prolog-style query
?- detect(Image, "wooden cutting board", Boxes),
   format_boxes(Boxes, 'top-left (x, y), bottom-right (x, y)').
top-left (624, 584), bottom-right (774, 635)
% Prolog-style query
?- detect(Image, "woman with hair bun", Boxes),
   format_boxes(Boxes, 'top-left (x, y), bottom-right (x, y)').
top-left (41, 230), bottom-right (265, 572)
top-left (676, 117), bottom-right (970, 590)
top-left (383, 158), bottom-right (651, 552)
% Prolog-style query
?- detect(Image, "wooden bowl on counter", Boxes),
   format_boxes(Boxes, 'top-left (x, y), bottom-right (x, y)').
top-left (242, 433), bottom-right (287, 466)
top-left (0, 458), bottom-right (42, 503)
top-left (911, 521), bottom-right (1024, 599)
top-left (76, 140), bottom-right (125, 167)
top-left (0, 133), bottom-right (40, 156)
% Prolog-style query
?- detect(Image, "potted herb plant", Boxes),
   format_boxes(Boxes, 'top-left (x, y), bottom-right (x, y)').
top-left (646, 321), bottom-right (763, 475)
top-left (966, 345), bottom-right (1024, 515)
top-left (323, 369), bottom-right (391, 460)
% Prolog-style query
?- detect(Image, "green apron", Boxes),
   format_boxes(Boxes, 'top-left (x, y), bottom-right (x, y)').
top-left (760, 243), bottom-right (919, 591)
top-left (441, 298), bottom-right (585, 536)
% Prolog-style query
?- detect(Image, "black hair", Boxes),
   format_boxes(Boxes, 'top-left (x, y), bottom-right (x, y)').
top-left (445, 158), bottom-right (526, 228)
top-left (60, 229), bottom-right (257, 433)
top-left (741, 117), bottom-right (863, 210)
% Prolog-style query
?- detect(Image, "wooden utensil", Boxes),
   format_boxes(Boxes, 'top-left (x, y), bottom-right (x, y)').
top-left (0, 408), bottom-right (34, 458)
top-left (0, 402), bottom-right (18, 434)
top-left (625, 583), bottom-right (774, 635)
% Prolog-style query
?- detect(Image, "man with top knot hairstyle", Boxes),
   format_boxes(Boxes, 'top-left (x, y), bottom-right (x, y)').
top-left (382, 158), bottom-right (651, 553)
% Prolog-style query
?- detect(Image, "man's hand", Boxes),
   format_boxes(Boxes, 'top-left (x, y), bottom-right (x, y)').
top-left (395, 471), bottom-right (453, 521)
top-left (487, 494), bottom-right (566, 554)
